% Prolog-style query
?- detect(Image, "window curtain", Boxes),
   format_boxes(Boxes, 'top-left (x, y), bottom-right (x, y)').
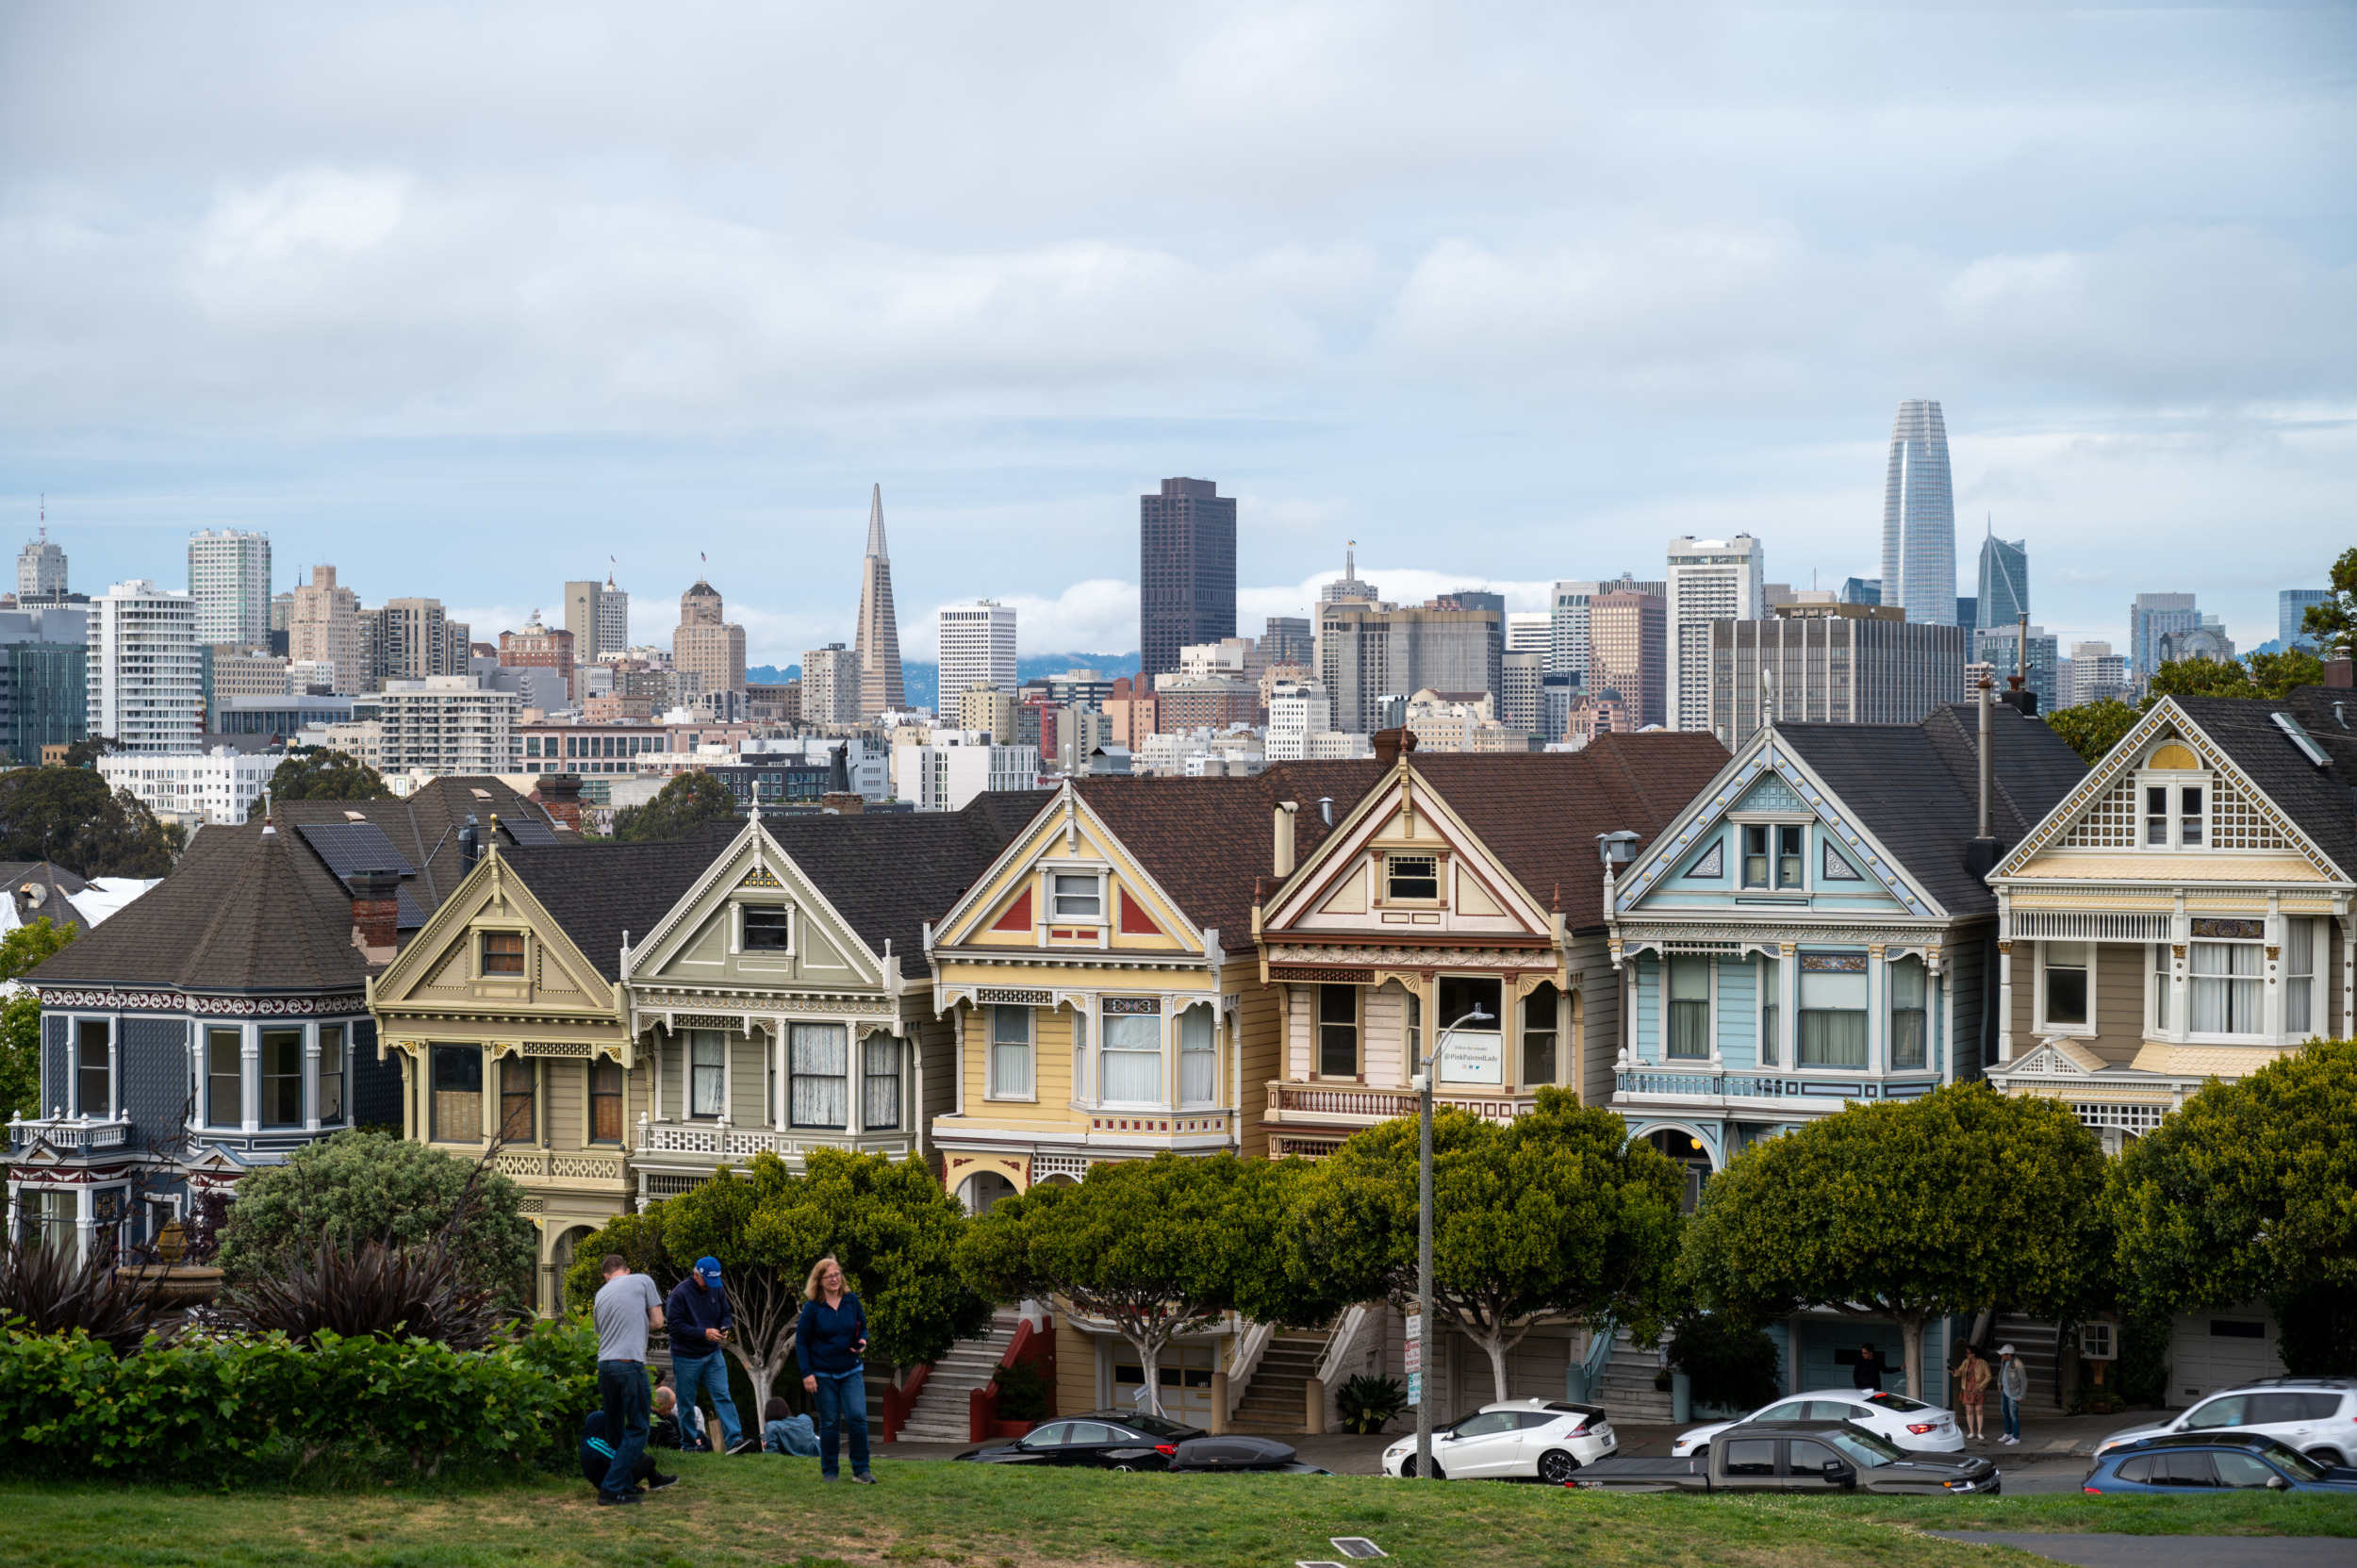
top-left (1071, 1010), bottom-right (1090, 1102)
top-left (1757, 956), bottom-right (1780, 1067)
top-left (2190, 943), bottom-right (2262, 1034)
top-left (690, 1030), bottom-right (727, 1118)
top-left (1667, 955), bottom-right (1710, 1059)
top-left (790, 1023), bottom-right (849, 1128)
top-left (1101, 1012), bottom-right (1162, 1103)
top-left (2152, 944), bottom-right (2170, 1031)
top-left (1888, 958), bottom-right (1927, 1070)
top-left (2285, 918), bottom-right (2315, 1035)
top-left (990, 1007), bottom-right (1031, 1098)
top-left (863, 1034), bottom-right (900, 1130)
top-left (1797, 966), bottom-right (1868, 1066)
top-left (1178, 1006), bottom-right (1216, 1105)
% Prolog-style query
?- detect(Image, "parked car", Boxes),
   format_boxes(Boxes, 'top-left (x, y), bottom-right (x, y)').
top-left (1673, 1389), bottom-right (1961, 1458)
top-left (955, 1411), bottom-right (1205, 1471)
top-left (2097, 1378), bottom-right (2357, 1467)
top-left (1574, 1419), bottom-right (2001, 1496)
top-left (1381, 1398), bottom-right (1615, 1483)
top-left (2081, 1432), bottom-right (2357, 1494)
top-left (1166, 1435), bottom-right (1331, 1475)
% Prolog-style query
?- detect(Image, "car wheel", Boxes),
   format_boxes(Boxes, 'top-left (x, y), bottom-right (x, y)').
top-left (2305, 1447), bottom-right (2346, 1468)
top-left (1398, 1455), bottom-right (1445, 1480)
top-left (1109, 1462), bottom-right (1137, 1473)
top-left (1536, 1449), bottom-right (1580, 1486)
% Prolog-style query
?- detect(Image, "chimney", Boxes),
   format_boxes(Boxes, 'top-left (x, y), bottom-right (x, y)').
top-left (459, 814), bottom-right (480, 872)
top-left (1964, 680), bottom-right (2002, 879)
top-left (349, 868), bottom-right (401, 960)
top-left (1373, 727), bottom-right (1419, 768)
top-left (820, 792), bottom-right (865, 815)
top-left (1273, 801), bottom-right (1298, 878)
top-left (532, 773), bottom-right (584, 832)
top-left (2330, 659), bottom-right (2354, 689)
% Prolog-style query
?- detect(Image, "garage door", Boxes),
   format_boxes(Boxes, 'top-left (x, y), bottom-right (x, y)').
top-left (1504, 1331), bottom-right (1573, 1404)
top-left (2171, 1308), bottom-right (2285, 1405)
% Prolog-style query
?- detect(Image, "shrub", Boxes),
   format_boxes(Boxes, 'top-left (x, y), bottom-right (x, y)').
top-left (991, 1360), bottom-right (1053, 1423)
top-left (1665, 1312), bottom-right (1782, 1413)
top-left (224, 1236), bottom-right (509, 1351)
top-left (0, 1241), bottom-right (160, 1356)
top-left (1335, 1373), bottom-right (1406, 1434)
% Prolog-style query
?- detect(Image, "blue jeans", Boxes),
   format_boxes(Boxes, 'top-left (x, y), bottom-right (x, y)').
top-left (811, 1368), bottom-right (870, 1478)
top-left (671, 1348), bottom-right (742, 1450)
top-left (597, 1361), bottom-right (651, 1497)
top-left (2000, 1392), bottom-right (2021, 1441)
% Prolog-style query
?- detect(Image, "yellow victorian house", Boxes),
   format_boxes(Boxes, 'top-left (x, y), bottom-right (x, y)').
top-left (370, 822), bottom-right (733, 1312)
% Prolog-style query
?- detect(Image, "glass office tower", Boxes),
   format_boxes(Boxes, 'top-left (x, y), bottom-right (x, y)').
top-left (1880, 400), bottom-right (1957, 626)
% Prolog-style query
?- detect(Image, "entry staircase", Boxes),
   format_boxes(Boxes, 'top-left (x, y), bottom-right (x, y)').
top-left (1228, 1329), bottom-right (1332, 1435)
top-left (1989, 1313), bottom-right (2065, 1410)
top-left (1593, 1327), bottom-right (1677, 1425)
top-left (894, 1312), bottom-right (1022, 1442)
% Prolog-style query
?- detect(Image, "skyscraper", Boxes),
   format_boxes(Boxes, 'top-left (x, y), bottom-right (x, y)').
top-left (1977, 528), bottom-right (2028, 632)
top-left (288, 565), bottom-right (367, 694)
top-left (1316, 602), bottom-right (1501, 736)
top-left (853, 485), bottom-right (905, 717)
top-left (2128, 592), bottom-right (2200, 676)
top-left (564, 579), bottom-right (607, 665)
top-left (938, 601), bottom-right (1018, 705)
top-left (1588, 591), bottom-right (1666, 731)
top-left (89, 580), bottom-right (200, 752)
top-left (673, 581), bottom-right (747, 696)
top-left (16, 529), bottom-right (65, 600)
top-left (1139, 477), bottom-right (1236, 681)
top-left (187, 529), bottom-right (272, 648)
top-left (801, 643), bottom-right (861, 726)
top-left (1880, 400), bottom-right (1956, 625)
top-left (2281, 588), bottom-right (2331, 650)
top-left (1665, 535), bottom-right (1764, 732)
top-left (597, 573), bottom-right (629, 660)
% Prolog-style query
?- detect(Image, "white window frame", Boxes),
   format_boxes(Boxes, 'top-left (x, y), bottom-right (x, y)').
top-left (2283, 916), bottom-right (2317, 1040)
top-left (985, 1004), bottom-right (1036, 1102)
top-left (2036, 940), bottom-right (2097, 1037)
top-left (2186, 937), bottom-right (2267, 1042)
top-left (1378, 850), bottom-right (1446, 907)
top-left (2148, 941), bottom-right (2172, 1034)
top-left (1756, 953), bottom-right (1783, 1068)
top-left (1098, 1000), bottom-right (1166, 1109)
top-left (1734, 818), bottom-right (1809, 893)
top-left (69, 1014), bottom-right (117, 1122)
top-left (1662, 952), bottom-right (1716, 1061)
top-left (2134, 767), bottom-right (2212, 852)
top-left (1047, 868), bottom-right (1108, 926)
top-left (736, 901), bottom-right (795, 957)
top-left (1177, 1002), bottom-right (1218, 1108)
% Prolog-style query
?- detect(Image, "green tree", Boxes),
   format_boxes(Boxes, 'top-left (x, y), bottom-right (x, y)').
top-left (2147, 655), bottom-right (2257, 700)
top-left (2247, 648), bottom-right (2329, 699)
top-left (216, 1131), bottom-right (538, 1314)
top-left (0, 769), bottom-right (175, 878)
top-left (267, 748), bottom-right (395, 801)
top-left (0, 916), bottom-right (75, 982)
top-left (565, 1147), bottom-right (987, 1411)
top-left (2045, 699), bottom-right (2143, 767)
top-left (960, 1152), bottom-right (1308, 1416)
top-left (2104, 1038), bottom-right (2357, 1376)
top-left (2299, 546), bottom-right (2357, 655)
top-left (0, 993), bottom-right (39, 1120)
top-left (1291, 1091), bottom-right (1686, 1403)
top-left (609, 770), bottom-right (738, 843)
top-left (1682, 1083), bottom-right (2107, 1400)
top-left (58, 736), bottom-right (116, 769)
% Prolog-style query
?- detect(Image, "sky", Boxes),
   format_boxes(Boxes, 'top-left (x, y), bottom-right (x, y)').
top-left (1, 1), bottom-right (2351, 668)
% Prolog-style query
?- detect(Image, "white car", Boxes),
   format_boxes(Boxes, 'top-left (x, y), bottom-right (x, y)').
top-left (1382, 1398), bottom-right (1616, 1484)
top-left (1673, 1389), bottom-right (1964, 1457)
top-left (2097, 1378), bottom-right (2357, 1468)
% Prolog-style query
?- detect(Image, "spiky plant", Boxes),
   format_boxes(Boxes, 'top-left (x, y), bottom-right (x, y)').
top-left (0, 1239), bottom-right (163, 1356)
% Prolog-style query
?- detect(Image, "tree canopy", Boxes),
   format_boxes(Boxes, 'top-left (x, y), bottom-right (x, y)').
top-left (2045, 699), bottom-right (2142, 767)
top-left (0, 994), bottom-right (37, 1121)
top-left (1682, 1083), bottom-right (2107, 1399)
top-left (267, 748), bottom-right (395, 801)
top-left (0, 916), bottom-right (75, 983)
top-left (2046, 650), bottom-right (2330, 767)
top-left (2299, 546), bottom-right (2357, 656)
top-left (0, 769), bottom-right (175, 879)
top-left (216, 1131), bottom-right (538, 1314)
top-left (960, 1152), bottom-right (1308, 1416)
top-left (2104, 1038), bottom-right (2357, 1376)
top-left (609, 770), bottom-right (737, 843)
top-left (1291, 1091), bottom-right (1687, 1403)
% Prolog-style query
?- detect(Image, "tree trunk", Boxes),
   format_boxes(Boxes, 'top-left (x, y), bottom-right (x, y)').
top-left (1898, 1310), bottom-right (1926, 1403)
top-left (1134, 1330), bottom-right (1164, 1418)
top-left (1478, 1331), bottom-right (1511, 1405)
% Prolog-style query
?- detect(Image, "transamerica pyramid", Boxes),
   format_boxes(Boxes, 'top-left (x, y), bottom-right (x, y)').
top-left (854, 484), bottom-right (905, 717)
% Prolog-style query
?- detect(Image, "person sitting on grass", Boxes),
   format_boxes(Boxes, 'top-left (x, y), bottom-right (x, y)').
top-left (762, 1395), bottom-right (820, 1457)
top-left (581, 1410), bottom-right (677, 1494)
top-left (650, 1383), bottom-right (686, 1453)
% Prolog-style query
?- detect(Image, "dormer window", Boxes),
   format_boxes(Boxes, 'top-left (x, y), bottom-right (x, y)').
top-left (2140, 743), bottom-right (2209, 850)
top-left (1386, 854), bottom-right (1440, 901)
top-left (1741, 825), bottom-right (1804, 889)
top-left (1051, 873), bottom-right (1102, 920)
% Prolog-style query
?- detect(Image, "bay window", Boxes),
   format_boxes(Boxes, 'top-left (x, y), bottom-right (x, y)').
top-left (1317, 985), bottom-right (1358, 1079)
top-left (2152, 944), bottom-right (2170, 1031)
top-left (1071, 1010), bottom-right (1090, 1101)
top-left (1889, 957), bottom-right (1927, 1070)
top-left (1178, 1005), bottom-right (1216, 1106)
top-left (789, 1023), bottom-right (849, 1127)
top-left (1101, 999), bottom-right (1162, 1105)
top-left (1666, 956), bottom-right (1710, 1059)
top-left (2285, 918), bottom-right (2316, 1036)
top-left (205, 1027), bottom-right (241, 1127)
top-left (2190, 940), bottom-right (2263, 1035)
top-left (1522, 984), bottom-right (1558, 1086)
top-left (988, 1006), bottom-right (1032, 1099)
top-left (431, 1045), bottom-right (481, 1141)
top-left (590, 1059), bottom-right (623, 1142)
top-left (260, 1029), bottom-right (304, 1127)
top-left (1797, 958), bottom-right (1867, 1067)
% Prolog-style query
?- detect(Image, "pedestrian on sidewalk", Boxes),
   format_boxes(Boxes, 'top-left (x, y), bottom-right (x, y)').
top-left (1996, 1344), bottom-right (2027, 1445)
top-left (668, 1255), bottom-right (757, 1455)
top-left (592, 1253), bottom-right (667, 1505)
top-left (1852, 1344), bottom-right (1886, 1392)
top-left (798, 1255), bottom-right (876, 1485)
top-left (1956, 1345), bottom-right (1991, 1443)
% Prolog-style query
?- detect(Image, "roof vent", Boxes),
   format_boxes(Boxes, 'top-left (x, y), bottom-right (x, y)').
top-left (2271, 711), bottom-right (2332, 767)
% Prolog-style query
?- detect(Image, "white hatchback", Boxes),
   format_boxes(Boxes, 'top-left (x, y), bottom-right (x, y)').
top-left (1673, 1389), bottom-right (1964, 1457)
top-left (1383, 1399), bottom-right (1617, 1484)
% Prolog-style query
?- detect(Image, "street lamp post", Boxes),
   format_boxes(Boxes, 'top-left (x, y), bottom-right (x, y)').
top-left (1413, 1002), bottom-right (1491, 1481)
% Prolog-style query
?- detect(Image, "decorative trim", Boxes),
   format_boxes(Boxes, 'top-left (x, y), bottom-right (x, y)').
top-left (1265, 944), bottom-right (1552, 971)
top-left (1799, 954), bottom-right (1867, 972)
top-left (976, 986), bottom-right (1055, 1006)
top-left (1101, 997), bottom-right (1161, 1015)
top-left (738, 866), bottom-right (783, 889)
top-left (33, 989), bottom-right (365, 1016)
top-left (521, 1040), bottom-right (593, 1058)
top-left (2190, 917), bottom-right (2265, 940)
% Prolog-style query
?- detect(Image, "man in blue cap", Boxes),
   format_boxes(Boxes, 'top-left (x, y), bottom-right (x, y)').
top-left (666, 1256), bottom-right (754, 1455)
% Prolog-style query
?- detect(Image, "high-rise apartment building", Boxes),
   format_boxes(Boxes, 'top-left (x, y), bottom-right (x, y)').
top-left (1666, 536), bottom-right (1764, 732)
top-left (853, 485), bottom-right (906, 718)
top-left (1264, 680), bottom-right (1338, 762)
top-left (2127, 592), bottom-right (2200, 676)
top-left (1587, 591), bottom-right (1666, 730)
top-left (1549, 573), bottom-right (1666, 685)
top-left (1881, 400), bottom-right (1956, 625)
top-left (672, 580), bottom-right (747, 697)
top-left (1316, 602), bottom-right (1502, 736)
top-left (377, 597), bottom-right (467, 683)
top-left (938, 600), bottom-right (1017, 706)
top-left (1976, 531), bottom-right (2028, 633)
top-left (1973, 622), bottom-right (2062, 714)
top-left (1499, 649), bottom-right (1544, 734)
top-left (1139, 477), bottom-right (1236, 681)
top-left (565, 574), bottom-right (633, 668)
top-left (88, 580), bottom-right (201, 752)
top-left (2068, 641), bottom-right (2132, 707)
top-left (1505, 612), bottom-right (1551, 654)
top-left (801, 643), bottom-right (861, 726)
top-left (371, 676), bottom-right (521, 776)
top-left (17, 531), bottom-right (66, 599)
top-left (0, 604), bottom-right (88, 763)
top-left (2281, 588), bottom-right (2331, 650)
top-left (186, 529), bottom-right (272, 648)
top-left (499, 616), bottom-right (576, 704)
top-left (1261, 616), bottom-right (1314, 668)
top-left (1707, 603), bottom-right (1967, 748)
top-left (288, 566), bottom-right (368, 694)
top-left (597, 577), bottom-right (629, 662)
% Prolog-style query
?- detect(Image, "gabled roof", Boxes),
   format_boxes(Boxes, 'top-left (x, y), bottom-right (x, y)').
top-left (2188, 689), bottom-right (2357, 877)
top-left (752, 793), bottom-right (1052, 977)
top-left (25, 776), bottom-right (568, 995)
top-left (495, 821), bottom-right (741, 982)
top-left (1772, 703), bottom-right (2086, 916)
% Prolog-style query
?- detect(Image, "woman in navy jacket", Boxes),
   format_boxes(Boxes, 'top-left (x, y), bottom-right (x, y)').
top-left (797, 1255), bottom-right (874, 1483)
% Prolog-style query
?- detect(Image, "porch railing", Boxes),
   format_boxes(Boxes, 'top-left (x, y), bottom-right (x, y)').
top-left (491, 1148), bottom-right (626, 1182)
top-left (633, 1119), bottom-right (913, 1163)
top-left (7, 1115), bottom-right (131, 1150)
top-left (1265, 1082), bottom-right (1536, 1124)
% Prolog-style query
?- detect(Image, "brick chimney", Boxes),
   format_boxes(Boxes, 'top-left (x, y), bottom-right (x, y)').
top-left (532, 773), bottom-right (584, 832)
top-left (348, 868), bottom-right (401, 962)
top-left (820, 792), bottom-right (865, 816)
top-left (1373, 726), bottom-right (1420, 768)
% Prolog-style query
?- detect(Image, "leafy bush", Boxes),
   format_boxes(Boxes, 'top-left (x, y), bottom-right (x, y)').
top-left (224, 1236), bottom-right (508, 1350)
top-left (1335, 1373), bottom-right (1406, 1434)
top-left (991, 1359), bottom-right (1053, 1422)
top-left (0, 1241), bottom-right (161, 1356)
top-left (1666, 1312), bottom-right (1783, 1413)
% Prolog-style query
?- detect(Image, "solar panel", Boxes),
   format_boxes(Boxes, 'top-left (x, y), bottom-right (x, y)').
top-left (295, 821), bottom-right (418, 879)
top-left (499, 812), bottom-right (560, 847)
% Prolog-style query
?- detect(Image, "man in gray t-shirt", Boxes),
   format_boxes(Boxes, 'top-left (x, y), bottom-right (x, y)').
top-left (591, 1256), bottom-right (667, 1503)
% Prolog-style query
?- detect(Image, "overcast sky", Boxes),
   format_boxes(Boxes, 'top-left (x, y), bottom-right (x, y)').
top-left (1, 1), bottom-right (2350, 667)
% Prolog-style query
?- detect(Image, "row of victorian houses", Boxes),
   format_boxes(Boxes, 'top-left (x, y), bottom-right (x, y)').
top-left (13, 685), bottom-right (2355, 1426)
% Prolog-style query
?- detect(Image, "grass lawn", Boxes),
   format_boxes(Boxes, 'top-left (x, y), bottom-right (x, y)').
top-left (0, 1454), bottom-right (2350, 1568)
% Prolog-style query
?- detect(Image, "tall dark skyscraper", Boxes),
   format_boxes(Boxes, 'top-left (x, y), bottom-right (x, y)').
top-left (1139, 477), bottom-right (1236, 680)
top-left (1976, 526), bottom-right (2028, 633)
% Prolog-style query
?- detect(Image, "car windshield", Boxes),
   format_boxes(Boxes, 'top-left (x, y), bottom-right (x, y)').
top-left (1820, 1428), bottom-right (1903, 1468)
top-left (1862, 1391), bottom-right (1930, 1413)
top-left (2259, 1440), bottom-right (2327, 1482)
top-left (1122, 1412), bottom-right (1190, 1437)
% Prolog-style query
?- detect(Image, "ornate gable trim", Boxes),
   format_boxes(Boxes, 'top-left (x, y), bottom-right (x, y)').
top-left (1263, 763), bottom-right (1546, 935)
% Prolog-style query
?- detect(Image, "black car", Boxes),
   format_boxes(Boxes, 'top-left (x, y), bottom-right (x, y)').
top-left (956, 1411), bottom-right (1206, 1471)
